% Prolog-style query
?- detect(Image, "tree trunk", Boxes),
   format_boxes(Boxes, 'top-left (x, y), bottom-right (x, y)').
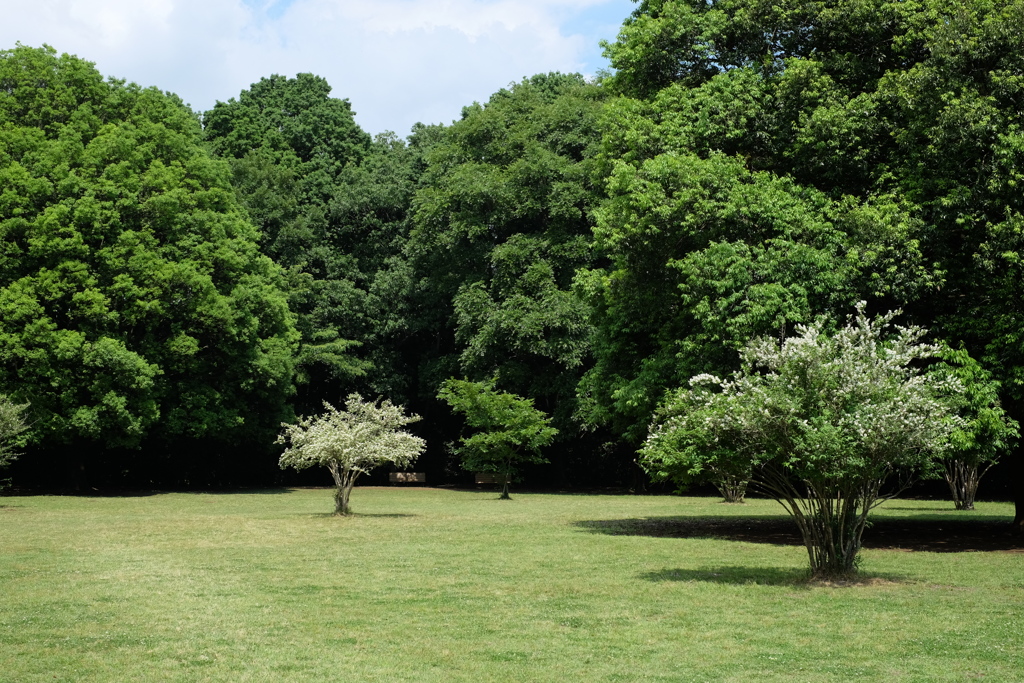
top-left (499, 462), bottom-right (511, 500)
top-left (715, 475), bottom-right (748, 503)
top-left (329, 464), bottom-right (357, 515)
top-left (944, 459), bottom-right (981, 511)
top-left (758, 468), bottom-right (875, 579)
top-left (798, 497), bottom-right (869, 579)
top-left (334, 484), bottom-right (353, 515)
top-left (1001, 398), bottom-right (1024, 533)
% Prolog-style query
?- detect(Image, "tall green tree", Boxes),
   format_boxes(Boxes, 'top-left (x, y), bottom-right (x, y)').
top-left (409, 73), bottom-right (612, 481)
top-left (602, 0), bottom-right (1024, 522)
top-left (576, 128), bottom-right (929, 441)
top-left (590, 0), bottom-right (1024, 485)
top-left (0, 45), bottom-right (299, 481)
top-left (203, 75), bottom-right (369, 400)
top-left (204, 77), bottom-right (438, 409)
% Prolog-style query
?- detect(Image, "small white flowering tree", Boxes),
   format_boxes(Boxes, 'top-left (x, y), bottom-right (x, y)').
top-left (643, 402), bottom-right (752, 504)
top-left (641, 305), bottom-right (962, 578)
top-left (277, 394), bottom-right (425, 515)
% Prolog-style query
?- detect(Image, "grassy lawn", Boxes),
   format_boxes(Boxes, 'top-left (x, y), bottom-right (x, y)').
top-left (0, 488), bottom-right (1021, 682)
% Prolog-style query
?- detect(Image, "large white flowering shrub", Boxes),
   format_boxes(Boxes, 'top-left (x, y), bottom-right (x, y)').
top-left (641, 305), bottom-right (962, 577)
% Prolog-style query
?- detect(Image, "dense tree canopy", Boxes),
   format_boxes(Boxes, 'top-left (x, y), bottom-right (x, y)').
top-left (0, 46), bottom-right (298, 474)
top-left (590, 0), bottom-right (1024, 464)
top-left (3, 0), bottom-right (1024, 508)
top-left (406, 73), bottom-right (621, 480)
top-left (203, 75), bottom-right (371, 399)
top-left (204, 76), bottom-right (442, 410)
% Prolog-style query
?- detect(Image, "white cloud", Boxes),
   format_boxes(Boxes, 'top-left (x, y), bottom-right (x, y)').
top-left (1, 0), bottom-right (633, 135)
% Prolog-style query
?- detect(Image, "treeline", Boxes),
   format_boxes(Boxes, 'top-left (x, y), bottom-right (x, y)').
top-left (3, 0), bottom-right (1024, 514)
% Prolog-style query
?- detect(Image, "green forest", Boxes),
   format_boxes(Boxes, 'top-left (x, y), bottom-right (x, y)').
top-left (3, 0), bottom-right (1024, 528)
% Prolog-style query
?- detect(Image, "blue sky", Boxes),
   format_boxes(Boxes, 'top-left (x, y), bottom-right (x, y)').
top-left (3, 0), bottom-right (637, 135)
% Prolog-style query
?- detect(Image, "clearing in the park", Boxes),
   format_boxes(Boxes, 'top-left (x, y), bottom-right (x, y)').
top-left (0, 488), bottom-right (1020, 682)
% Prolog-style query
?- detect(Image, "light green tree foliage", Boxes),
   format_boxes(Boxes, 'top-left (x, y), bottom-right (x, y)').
top-left (437, 379), bottom-right (557, 499)
top-left (580, 0), bottom-right (945, 442)
top-left (0, 45), bottom-right (298, 454)
top-left (930, 346), bottom-right (1019, 511)
top-left (410, 73), bottom-right (604, 429)
top-left (601, 0), bottom-right (1024, 522)
top-left (576, 153), bottom-right (924, 440)
top-left (0, 395), bottom-right (28, 471)
top-left (277, 394), bottom-right (425, 515)
top-left (641, 306), bottom-right (960, 578)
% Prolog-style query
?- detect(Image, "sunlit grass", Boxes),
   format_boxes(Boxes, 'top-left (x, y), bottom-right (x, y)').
top-left (0, 489), bottom-right (1020, 681)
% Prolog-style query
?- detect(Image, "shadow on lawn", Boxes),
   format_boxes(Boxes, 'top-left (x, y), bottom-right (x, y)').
top-left (189, 488), bottom-right (295, 495)
top-left (638, 566), bottom-right (907, 586)
top-left (641, 566), bottom-right (808, 586)
top-left (305, 512), bottom-right (417, 519)
top-left (575, 515), bottom-right (1024, 553)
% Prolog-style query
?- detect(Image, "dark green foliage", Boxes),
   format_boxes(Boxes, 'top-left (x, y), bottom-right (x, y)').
top-left (405, 73), bottom-right (637, 484)
top-left (577, 137), bottom-right (925, 441)
top-left (409, 73), bottom-right (605, 440)
top-left (204, 77), bottom-right (438, 409)
top-left (203, 74), bottom-right (371, 403)
top-left (437, 378), bottom-right (556, 498)
top-left (203, 73), bottom-right (370, 190)
top-left (0, 46), bottom-right (299, 460)
top-left (323, 126), bottom-right (444, 402)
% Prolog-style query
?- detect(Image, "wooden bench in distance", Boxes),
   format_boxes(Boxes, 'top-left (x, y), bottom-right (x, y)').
top-left (389, 472), bottom-right (426, 484)
top-left (474, 472), bottom-right (510, 485)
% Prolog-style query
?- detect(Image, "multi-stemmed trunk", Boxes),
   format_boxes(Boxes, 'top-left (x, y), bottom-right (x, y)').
top-left (328, 462), bottom-right (359, 515)
top-left (757, 466), bottom-right (891, 579)
top-left (714, 473), bottom-right (748, 504)
top-left (943, 458), bottom-right (993, 511)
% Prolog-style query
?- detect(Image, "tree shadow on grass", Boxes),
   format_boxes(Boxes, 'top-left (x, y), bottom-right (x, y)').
top-left (304, 512), bottom-right (417, 519)
top-left (575, 515), bottom-right (1024, 553)
top-left (638, 566), bottom-right (907, 587)
top-left (189, 487), bottom-right (295, 495)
